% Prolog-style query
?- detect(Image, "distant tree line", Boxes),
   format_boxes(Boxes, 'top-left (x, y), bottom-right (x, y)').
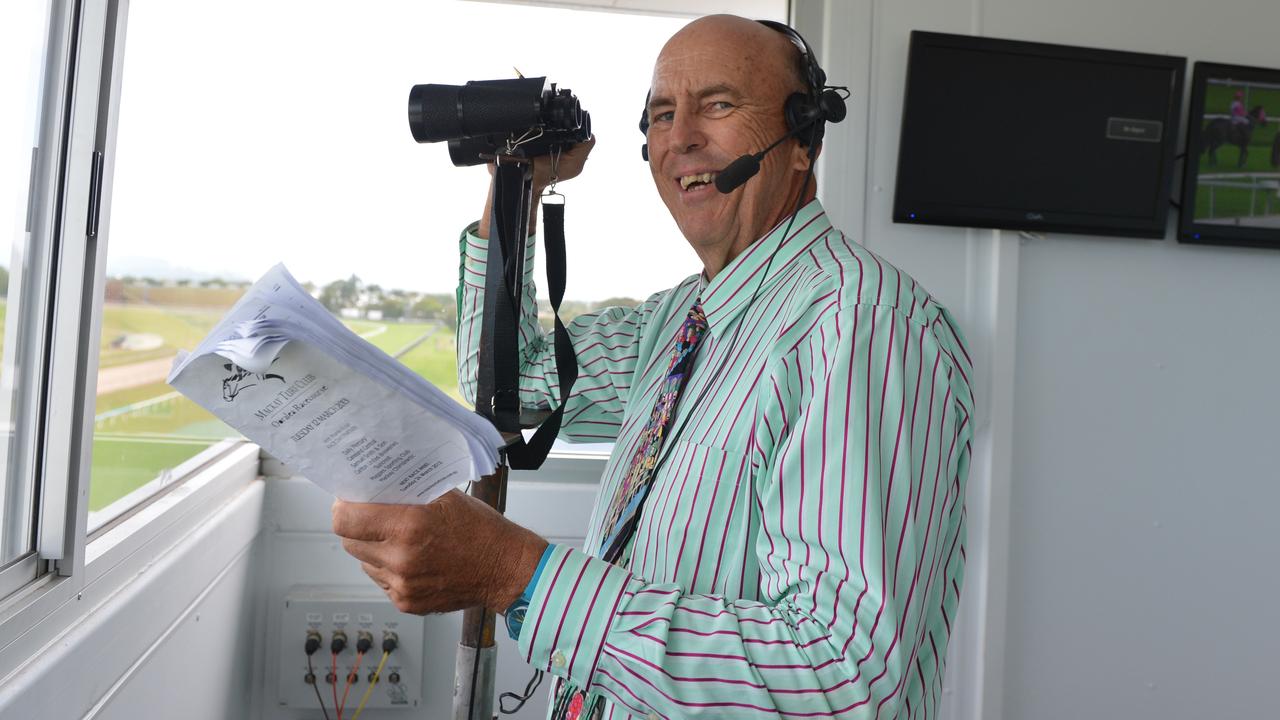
top-left (96, 272), bottom-right (634, 329)
top-left (536, 296), bottom-right (643, 330)
top-left (113, 275), bottom-right (253, 288)
top-left (317, 274), bottom-right (456, 326)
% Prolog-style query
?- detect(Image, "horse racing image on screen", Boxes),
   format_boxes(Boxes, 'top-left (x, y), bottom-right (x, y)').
top-left (1196, 80), bottom-right (1278, 221)
top-left (1180, 61), bottom-right (1280, 249)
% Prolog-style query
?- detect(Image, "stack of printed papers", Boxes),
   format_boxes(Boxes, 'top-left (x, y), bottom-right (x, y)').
top-left (167, 264), bottom-right (503, 504)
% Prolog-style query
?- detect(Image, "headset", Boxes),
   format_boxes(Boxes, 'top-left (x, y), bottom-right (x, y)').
top-left (638, 19), bottom-right (847, 164)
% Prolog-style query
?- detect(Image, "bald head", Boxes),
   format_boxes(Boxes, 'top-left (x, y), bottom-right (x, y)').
top-left (656, 15), bottom-right (807, 99)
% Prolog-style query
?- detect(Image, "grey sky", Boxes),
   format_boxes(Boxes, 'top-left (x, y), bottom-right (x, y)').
top-left (106, 1), bottom-right (699, 300)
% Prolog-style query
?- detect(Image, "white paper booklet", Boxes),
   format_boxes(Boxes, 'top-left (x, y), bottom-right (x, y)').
top-left (167, 263), bottom-right (503, 504)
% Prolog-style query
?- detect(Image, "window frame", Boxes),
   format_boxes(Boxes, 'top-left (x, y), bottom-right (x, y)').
top-left (0, 0), bottom-right (82, 601)
top-left (35, 0), bottom-right (112, 573)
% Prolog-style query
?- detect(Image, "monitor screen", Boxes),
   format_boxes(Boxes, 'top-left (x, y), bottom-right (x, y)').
top-left (893, 31), bottom-right (1185, 239)
top-left (1179, 61), bottom-right (1280, 250)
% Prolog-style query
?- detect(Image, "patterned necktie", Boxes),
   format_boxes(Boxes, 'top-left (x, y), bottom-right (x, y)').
top-left (551, 299), bottom-right (708, 720)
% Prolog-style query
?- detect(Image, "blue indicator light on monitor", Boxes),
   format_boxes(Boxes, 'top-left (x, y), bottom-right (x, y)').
top-left (1194, 233), bottom-right (1201, 239)
top-left (909, 213), bottom-right (917, 220)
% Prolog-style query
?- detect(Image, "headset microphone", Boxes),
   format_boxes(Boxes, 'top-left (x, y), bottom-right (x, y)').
top-left (714, 117), bottom-right (819, 194)
top-left (713, 155), bottom-right (762, 194)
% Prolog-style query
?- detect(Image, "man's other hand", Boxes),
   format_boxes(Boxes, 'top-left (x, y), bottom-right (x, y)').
top-left (487, 135), bottom-right (596, 193)
top-left (534, 134), bottom-right (595, 192)
top-left (478, 135), bottom-right (596, 238)
top-left (332, 489), bottom-right (548, 615)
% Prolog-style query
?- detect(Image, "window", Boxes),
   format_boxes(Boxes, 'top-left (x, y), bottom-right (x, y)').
top-left (0, 1), bottom-right (59, 591)
top-left (93, 0), bottom-right (780, 502)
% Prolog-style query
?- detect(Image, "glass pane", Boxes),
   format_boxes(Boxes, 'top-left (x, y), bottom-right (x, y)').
top-left (94, 0), bottom-right (785, 501)
top-left (0, 1), bottom-right (53, 564)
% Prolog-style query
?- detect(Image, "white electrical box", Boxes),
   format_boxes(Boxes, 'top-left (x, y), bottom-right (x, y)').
top-left (278, 585), bottom-right (426, 712)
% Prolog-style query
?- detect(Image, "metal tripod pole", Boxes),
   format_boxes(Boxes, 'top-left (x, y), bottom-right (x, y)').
top-left (453, 454), bottom-right (509, 720)
top-left (456, 150), bottom-right (550, 719)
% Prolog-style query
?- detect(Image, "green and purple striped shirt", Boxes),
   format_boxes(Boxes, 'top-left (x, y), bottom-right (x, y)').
top-left (457, 199), bottom-right (974, 719)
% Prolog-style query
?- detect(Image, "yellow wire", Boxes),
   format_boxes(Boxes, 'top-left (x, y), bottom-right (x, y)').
top-left (350, 651), bottom-right (391, 720)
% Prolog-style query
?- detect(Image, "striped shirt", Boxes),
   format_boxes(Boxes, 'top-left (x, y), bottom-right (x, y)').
top-left (456, 199), bottom-right (974, 719)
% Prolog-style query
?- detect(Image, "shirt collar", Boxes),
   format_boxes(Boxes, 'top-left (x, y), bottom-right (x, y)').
top-left (697, 198), bottom-right (832, 336)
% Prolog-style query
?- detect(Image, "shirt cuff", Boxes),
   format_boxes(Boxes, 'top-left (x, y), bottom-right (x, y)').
top-left (459, 222), bottom-right (488, 282)
top-left (459, 222), bottom-right (537, 283)
top-left (515, 545), bottom-right (641, 690)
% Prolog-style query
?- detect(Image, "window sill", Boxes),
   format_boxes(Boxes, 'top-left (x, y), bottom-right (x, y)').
top-left (0, 441), bottom-right (262, 685)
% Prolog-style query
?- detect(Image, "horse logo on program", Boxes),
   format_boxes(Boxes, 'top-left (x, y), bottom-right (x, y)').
top-left (221, 361), bottom-right (285, 402)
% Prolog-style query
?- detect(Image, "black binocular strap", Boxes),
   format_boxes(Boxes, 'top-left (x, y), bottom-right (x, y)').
top-left (477, 167), bottom-right (578, 470)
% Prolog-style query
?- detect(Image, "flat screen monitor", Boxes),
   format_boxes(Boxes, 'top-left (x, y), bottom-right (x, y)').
top-left (1179, 61), bottom-right (1280, 250)
top-left (893, 31), bottom-right (1185, 239)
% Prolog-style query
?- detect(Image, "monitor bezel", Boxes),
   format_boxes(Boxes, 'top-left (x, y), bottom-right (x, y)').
top-left (893, 30), bottom-right (1187, 240)
top-left (1178, 61), bottom-right (1280, 250)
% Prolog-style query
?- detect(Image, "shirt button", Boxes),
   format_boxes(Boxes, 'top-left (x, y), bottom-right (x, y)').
top-left (551, 650), bottom-right (567, 669)
top-left (647, 713), bottom-right (660, 720)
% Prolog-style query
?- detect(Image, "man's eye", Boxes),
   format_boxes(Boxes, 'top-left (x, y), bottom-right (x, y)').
top-left (710, 101), bottom-right (734, 111)
top-left (653, 111), bottom-right (674, 123)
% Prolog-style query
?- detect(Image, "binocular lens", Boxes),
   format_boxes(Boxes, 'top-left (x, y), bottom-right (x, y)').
top-left (409, 77), bottom-right (590, 166)
top-left (408, 79), bottom-right (546, 144)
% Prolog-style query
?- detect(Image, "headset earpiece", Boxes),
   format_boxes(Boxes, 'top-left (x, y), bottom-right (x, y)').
top-left (818, 88), bottom-right (847, 124)
top-left (639, 95), bottom-right (650, 161)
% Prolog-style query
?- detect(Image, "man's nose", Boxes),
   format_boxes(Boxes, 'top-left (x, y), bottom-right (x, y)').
top-left (667, 109), bottom-right (706, 155)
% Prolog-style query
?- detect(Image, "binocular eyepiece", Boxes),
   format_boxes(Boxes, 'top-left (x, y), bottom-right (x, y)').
top-left (408, 77), bottom-right (591, 166)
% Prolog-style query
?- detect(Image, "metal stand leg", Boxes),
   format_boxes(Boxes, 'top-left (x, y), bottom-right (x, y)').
top-left (453, 462), bottom-right (508, 720)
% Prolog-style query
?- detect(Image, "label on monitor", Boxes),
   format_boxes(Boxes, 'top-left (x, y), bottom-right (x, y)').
top-left (1106, 117), bottom-right (1163, 142)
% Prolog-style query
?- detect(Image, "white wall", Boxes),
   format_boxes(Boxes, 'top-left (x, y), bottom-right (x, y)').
top-left (804, 0), bottom-right (1280, 717)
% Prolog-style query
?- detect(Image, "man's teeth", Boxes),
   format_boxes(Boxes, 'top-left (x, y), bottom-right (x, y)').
top-left (680, 172), bottom-right (718, 189)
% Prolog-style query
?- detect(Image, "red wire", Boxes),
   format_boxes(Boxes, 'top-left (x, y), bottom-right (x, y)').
top-left (331, 653), bottom-right (342, 720)
top-left (339, 651), bottom-right (366, 717)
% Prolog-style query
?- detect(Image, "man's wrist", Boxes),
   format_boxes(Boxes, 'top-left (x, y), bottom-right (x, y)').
top-left (492, 531), bottom-right (549, 611)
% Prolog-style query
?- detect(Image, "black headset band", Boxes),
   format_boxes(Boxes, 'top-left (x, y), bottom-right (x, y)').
top-left (754, 19), bottom-right (827, 93)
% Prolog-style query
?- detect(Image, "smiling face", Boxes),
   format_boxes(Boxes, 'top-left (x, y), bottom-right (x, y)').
top-left (646, 16), bottom-right (817, 278)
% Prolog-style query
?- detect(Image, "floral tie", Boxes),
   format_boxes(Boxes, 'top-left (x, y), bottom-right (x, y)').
top-left (551, 299), bottom-right (708, 720)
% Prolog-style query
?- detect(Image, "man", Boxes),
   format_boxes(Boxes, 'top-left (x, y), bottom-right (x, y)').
top-left (333, 14), bottom-right (973, 718)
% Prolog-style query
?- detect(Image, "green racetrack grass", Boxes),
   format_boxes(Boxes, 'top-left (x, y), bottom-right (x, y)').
top-left (89, 436), bottom-right (219, 511)
top-left (1193, 183), bottom-right (1280, 222)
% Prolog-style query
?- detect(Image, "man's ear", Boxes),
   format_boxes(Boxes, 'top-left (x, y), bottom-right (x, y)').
top-left (791, 140), bottom-right (820, 172)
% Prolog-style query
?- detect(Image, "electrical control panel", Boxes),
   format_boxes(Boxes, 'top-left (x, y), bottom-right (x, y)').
top-left (278, 585), bottom-right (426, 712)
